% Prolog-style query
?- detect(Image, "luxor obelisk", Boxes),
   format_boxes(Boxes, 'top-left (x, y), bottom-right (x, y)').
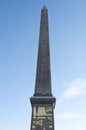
top-left (30, 6), bottom-right (56, 130)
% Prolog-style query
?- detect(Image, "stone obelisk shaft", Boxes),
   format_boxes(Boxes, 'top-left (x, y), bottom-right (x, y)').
top-left (34, 6), bottom-right (52, 96)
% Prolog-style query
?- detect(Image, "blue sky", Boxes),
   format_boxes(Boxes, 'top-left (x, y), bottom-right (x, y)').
top-left (0, 0), bottom-right (86, 130)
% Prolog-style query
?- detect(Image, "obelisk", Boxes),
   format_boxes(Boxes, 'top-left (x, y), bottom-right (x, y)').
top-left (30, 6), bottom-right (56, 130)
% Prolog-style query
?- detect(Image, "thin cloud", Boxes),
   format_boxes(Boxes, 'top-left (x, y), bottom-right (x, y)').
top-left (56, 112), bottom-right (86, 119)
top-left (60, 78), bottom-right (86, 101)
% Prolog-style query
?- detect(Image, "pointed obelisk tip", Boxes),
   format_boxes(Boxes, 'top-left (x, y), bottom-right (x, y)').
top-left (42, 5), bottom-right (47, 10)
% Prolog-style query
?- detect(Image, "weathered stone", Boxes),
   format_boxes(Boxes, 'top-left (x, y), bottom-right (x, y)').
top-left (30, 6), bottom-right (56, 130)
top-left (34, 6), bottom-right (52, 96)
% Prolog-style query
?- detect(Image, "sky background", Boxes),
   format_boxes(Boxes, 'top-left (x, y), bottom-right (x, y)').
top-left (0, 0), bottom-right (86, 130)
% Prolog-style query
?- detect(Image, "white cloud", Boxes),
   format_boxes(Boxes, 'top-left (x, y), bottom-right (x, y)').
top-left (56, 112), bottom-right (86, 119)
top-left (60, 78), bottom-right (86, 101)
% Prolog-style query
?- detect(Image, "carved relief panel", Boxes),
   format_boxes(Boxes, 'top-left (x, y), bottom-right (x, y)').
top-left (31, 104), bottom-right (54, 130)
